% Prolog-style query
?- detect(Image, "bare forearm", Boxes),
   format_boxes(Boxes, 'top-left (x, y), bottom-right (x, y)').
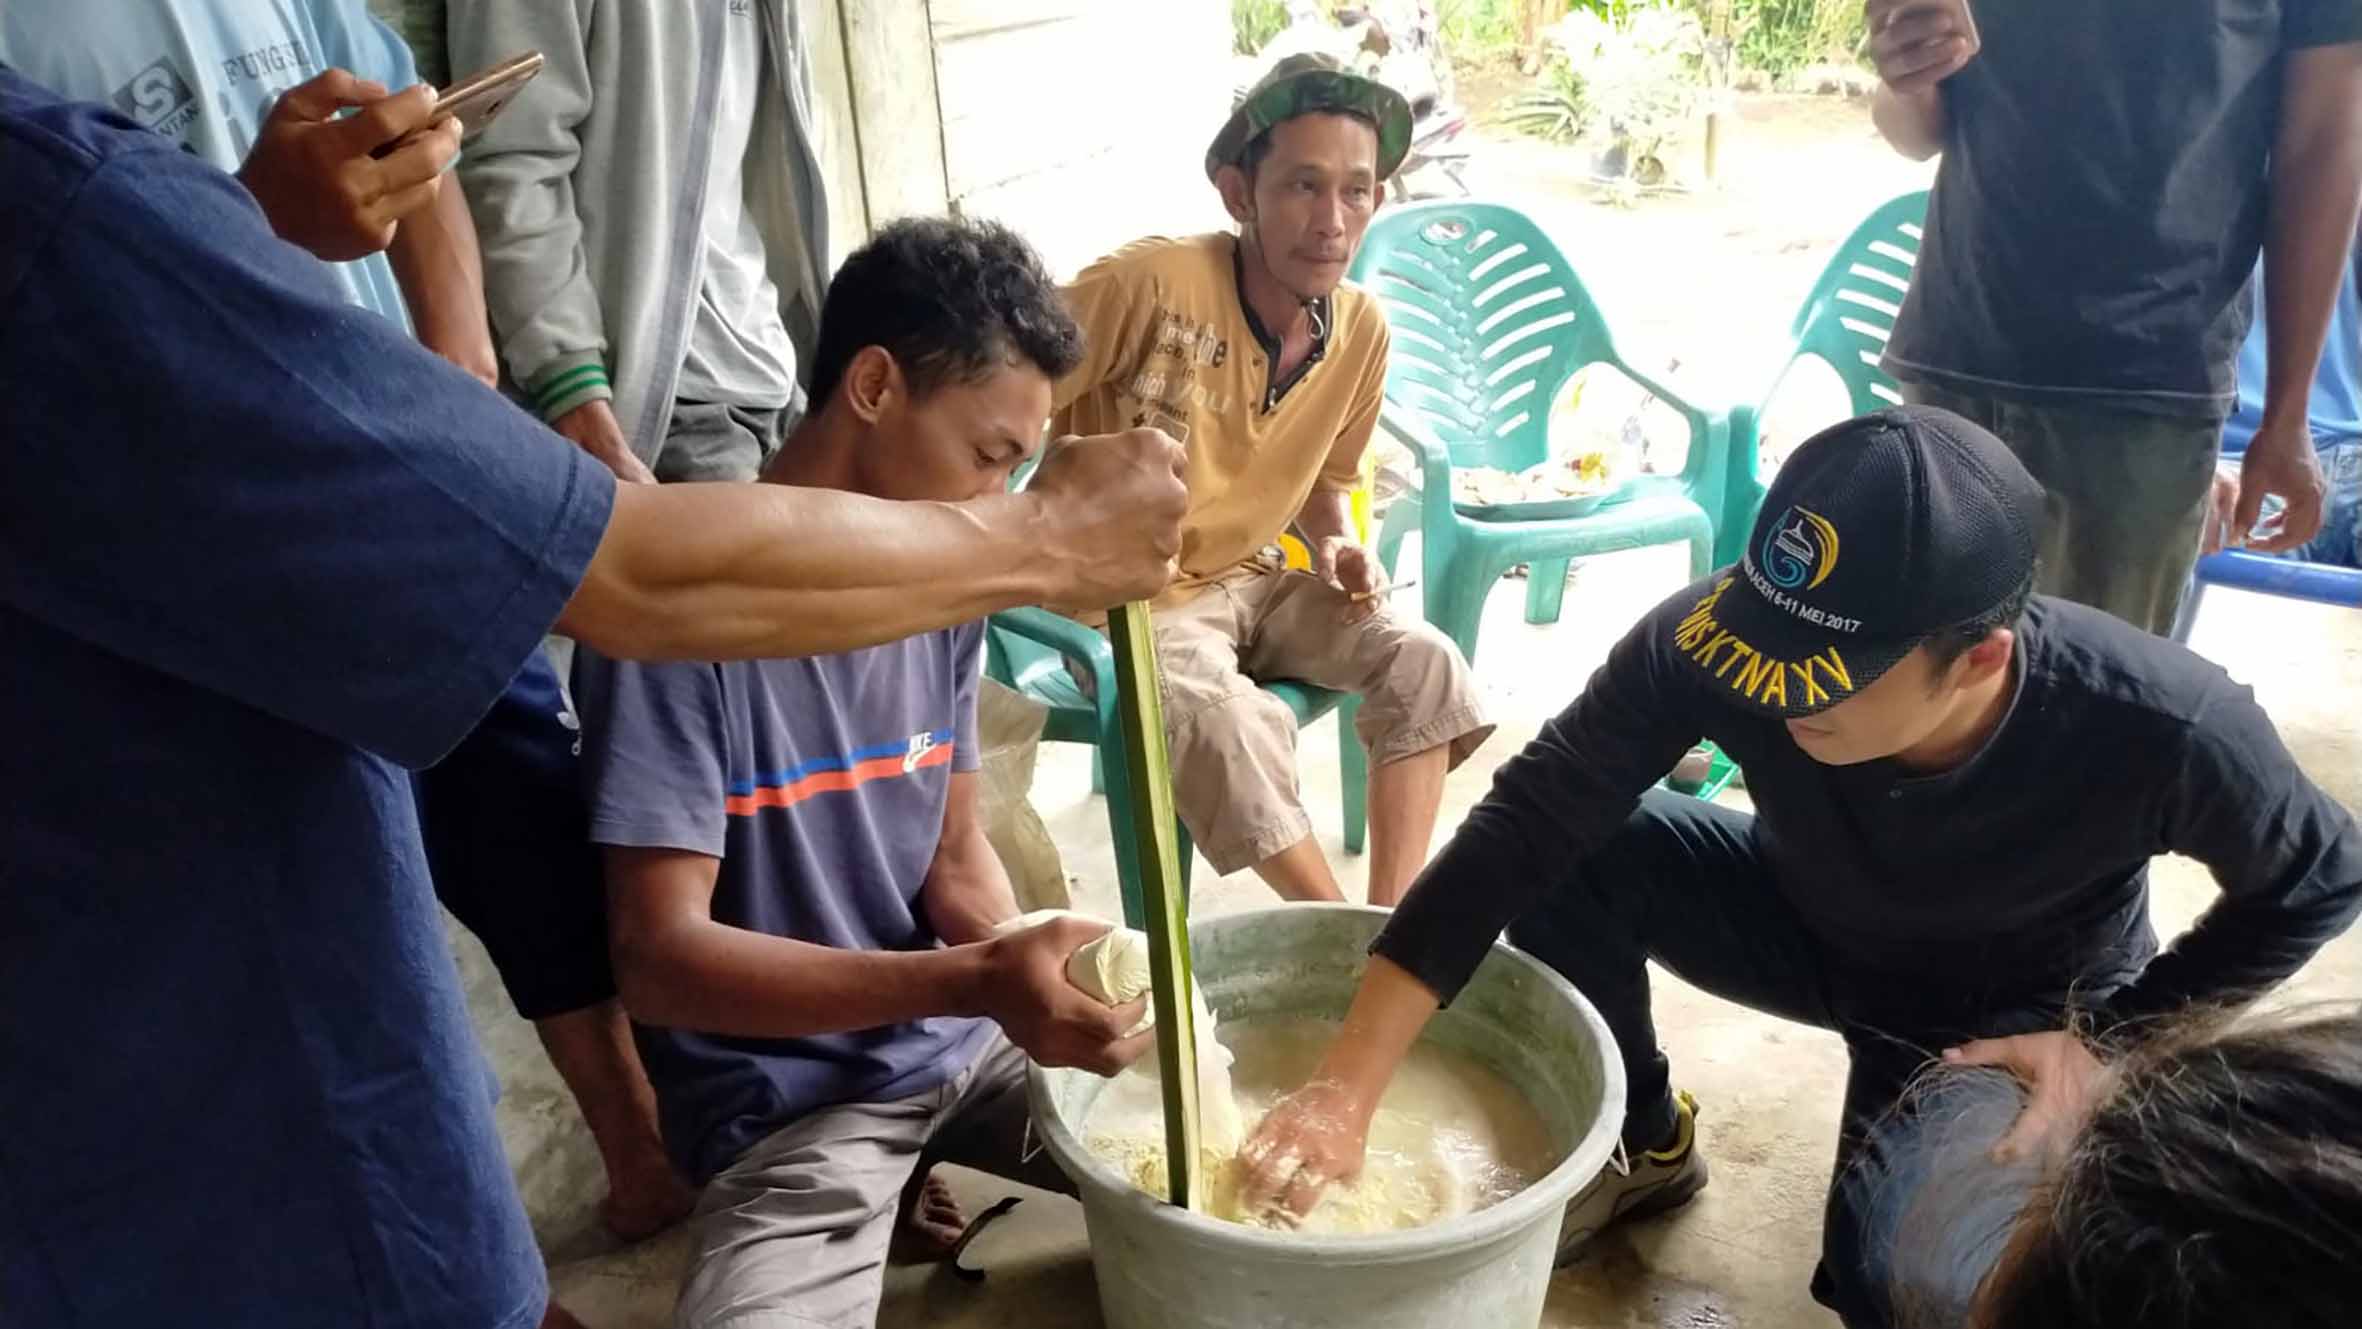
top-left (2262, 46), bottom-right (2362, 431)
top-left (615, 919), bottom-right (991, 1038)
top-left (923, 836), bottom-right (1024, 947)
top-left (560, 483), bottom-right (1062, 660)
top-left (1314, 955), bottom-right (1439, 1099)
top-left (1294, 487), bottom-right (1355, 547)
top-left (1871, 85), bottom-right (1948, 161)
top-left (385, 183), bottom-right (495, 381)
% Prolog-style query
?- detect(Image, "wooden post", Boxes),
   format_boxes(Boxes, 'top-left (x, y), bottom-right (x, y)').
top-left (1520, 0), bottom-right (1568, 73)
top-left (833, 0), bottom-right (953, 227)
top-left (1704, 0), bottom-right (1734, 183)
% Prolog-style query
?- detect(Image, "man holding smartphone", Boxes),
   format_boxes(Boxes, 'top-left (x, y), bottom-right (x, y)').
top-left (1862, 0), bottom-right (2362, 636)
top-left (0, 0), bottom-right (495, 386)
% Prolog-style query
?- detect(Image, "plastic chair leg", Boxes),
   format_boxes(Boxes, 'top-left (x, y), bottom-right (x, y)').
top-left (1426, 560), bottom-right (1499, 665)
top-left (1340, 696), bottom-right (1368, 855)
top-left (1376, 498), bottom-right (1417, 578)
top-left (1524, 557), bottom-right (1571, 624)
top-left (1089, 747), bottom-right (1106, 796)
top-left (1714, 412), bottom-right (1767, 570)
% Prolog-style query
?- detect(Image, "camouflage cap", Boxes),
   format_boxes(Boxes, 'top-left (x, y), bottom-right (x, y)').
top-left (1204, 51), bottom-right (1413, 183)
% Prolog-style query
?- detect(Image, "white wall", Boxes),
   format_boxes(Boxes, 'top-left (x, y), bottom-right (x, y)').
top-left (927, 0), bottom-right (1233, 277)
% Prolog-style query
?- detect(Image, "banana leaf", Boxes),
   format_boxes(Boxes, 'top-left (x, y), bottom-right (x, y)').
top-left (1105, 601), bottom-right (1202, 1210)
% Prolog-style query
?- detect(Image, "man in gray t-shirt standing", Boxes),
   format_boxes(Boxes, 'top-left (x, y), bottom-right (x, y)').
top-left (449, 0), bottom-right (829, 484)
top-left (1865, 0), bottom-right (2362, 635)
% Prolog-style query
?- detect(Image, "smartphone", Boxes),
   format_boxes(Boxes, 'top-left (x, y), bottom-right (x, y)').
top-left (371, 51), bottom-right (543, 157)
top-left (435, 51), bottom-right (543, 139)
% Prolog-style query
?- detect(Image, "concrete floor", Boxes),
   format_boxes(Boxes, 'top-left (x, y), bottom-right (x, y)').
top-left (451, 539), bottom-right (2362, 1329)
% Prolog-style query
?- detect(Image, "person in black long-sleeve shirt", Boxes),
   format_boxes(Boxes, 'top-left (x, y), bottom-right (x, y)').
top-left (1236, 406), bottom-right (2362, 1329)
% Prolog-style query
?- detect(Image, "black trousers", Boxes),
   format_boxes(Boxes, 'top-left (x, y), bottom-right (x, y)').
top-left (1507, 790), bottom-right (2142, 1327)
top-left (413, 647), bottom-right (614, 1021)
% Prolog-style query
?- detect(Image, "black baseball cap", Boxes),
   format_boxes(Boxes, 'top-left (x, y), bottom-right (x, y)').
top-left (1669, 406), bottom-right (2043, 718)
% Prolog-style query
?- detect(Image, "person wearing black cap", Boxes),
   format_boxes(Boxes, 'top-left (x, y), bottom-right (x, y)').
top-left (1235, 406), bottom-right (2362, 1327)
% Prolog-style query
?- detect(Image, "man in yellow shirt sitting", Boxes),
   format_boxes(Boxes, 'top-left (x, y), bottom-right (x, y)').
top-left (1053, 54), bottom-right (1492, 907)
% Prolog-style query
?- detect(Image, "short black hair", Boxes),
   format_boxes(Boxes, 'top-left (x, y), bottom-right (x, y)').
top-left (1920, 568), bottom-right (2035, 671)
top-left (1239, 107), bottom-right (1381, 178)
top-left (807, 216), bottom-right (1082, 408)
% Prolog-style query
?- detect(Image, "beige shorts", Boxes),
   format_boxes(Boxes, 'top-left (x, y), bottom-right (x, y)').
top-left (1147, 568), bottom-right (1492, 874)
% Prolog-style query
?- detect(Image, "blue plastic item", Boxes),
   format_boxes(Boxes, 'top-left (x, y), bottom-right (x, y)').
top-left (2173, 437), bottom-right (2362, 641)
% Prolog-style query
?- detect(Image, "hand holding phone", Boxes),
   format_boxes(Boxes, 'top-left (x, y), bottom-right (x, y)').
top-left (237, 69), bottom-right (457, 260)
top-left (1864, 0), bottom-right (1979, 93)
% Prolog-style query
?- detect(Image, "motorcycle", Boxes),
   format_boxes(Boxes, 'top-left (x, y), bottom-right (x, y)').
top-left (1393, 95), bottom-right (1472, 201)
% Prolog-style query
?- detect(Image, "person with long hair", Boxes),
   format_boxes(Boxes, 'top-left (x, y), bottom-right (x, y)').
top-left (1872, 1007), bottom-right (2362, 1329)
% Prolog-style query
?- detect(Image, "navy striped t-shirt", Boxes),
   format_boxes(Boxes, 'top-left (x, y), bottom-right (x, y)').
top-left (573, 622), bottom-right (992, 1183)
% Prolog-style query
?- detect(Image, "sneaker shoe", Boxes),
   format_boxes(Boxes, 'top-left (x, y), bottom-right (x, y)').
top-left (1555, 1090), bottom-right (1708, 1263)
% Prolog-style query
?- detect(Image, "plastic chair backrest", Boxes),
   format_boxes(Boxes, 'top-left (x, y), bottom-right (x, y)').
top-left (1782, 190), bottom-right (1928, 415)
top-left (1350, 201), bottom-right (1619, 475)
top-left (984, 627), bottom-right (1072, 701)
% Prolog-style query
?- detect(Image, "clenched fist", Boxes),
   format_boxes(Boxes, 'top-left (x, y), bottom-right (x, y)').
top-left (1025, 426), bottom-right (1188, 610)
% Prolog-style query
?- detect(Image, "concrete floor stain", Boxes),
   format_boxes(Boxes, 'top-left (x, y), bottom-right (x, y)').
top-left (1547, 1232), bottom-right (1741, 1328)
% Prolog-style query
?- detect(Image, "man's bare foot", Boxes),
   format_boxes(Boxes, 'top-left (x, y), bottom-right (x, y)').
top-left (600, 1163), bottom-right (697, 1243)
top-left (538, 1301), bottom-right (591, 1329)
top-left (898, 1171), bottom-right (970, 1260)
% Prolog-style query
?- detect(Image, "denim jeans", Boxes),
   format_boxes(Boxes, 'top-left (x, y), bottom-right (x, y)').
top-left (2212, 437), bottom-right (2362, 569)
top-left (2291, 439), bottom-right (2362, 567)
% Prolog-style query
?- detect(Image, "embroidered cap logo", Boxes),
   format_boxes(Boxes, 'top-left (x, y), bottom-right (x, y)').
top-left (1761, 506), bottom-right (1840, 591)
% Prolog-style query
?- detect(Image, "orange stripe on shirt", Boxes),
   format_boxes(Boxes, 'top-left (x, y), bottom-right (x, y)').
top-left (723, 743), bottom-right (956, 816)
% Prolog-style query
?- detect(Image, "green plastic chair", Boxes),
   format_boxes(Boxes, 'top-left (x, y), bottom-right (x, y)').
top-left (1350, 201), bottom-right (1739, 664)
top-left (1719, 189), bottom-right (1930, 566)
top-left (983, 607), bottom-right (1366, 930)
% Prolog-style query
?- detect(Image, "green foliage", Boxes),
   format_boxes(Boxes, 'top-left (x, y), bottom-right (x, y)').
top-left (1538, 6), bottom-right (1709, 162)
top-left (1692, 0), bottom-right (1868, 78)
top-left (1437, 0), bottom-right (1522, 54)
top-left (1442, 1), bottom-right (1651, 58)
top-left (1232, 0), bottom-right (1296, 56)
top-left (1436, 2), bottom-right (1864, 75)
top-left (1498, 57), bottom-right (1587, 142)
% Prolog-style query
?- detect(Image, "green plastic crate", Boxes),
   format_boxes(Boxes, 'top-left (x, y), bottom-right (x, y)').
top-left (1659, 740), bottom-right (1739, 802)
